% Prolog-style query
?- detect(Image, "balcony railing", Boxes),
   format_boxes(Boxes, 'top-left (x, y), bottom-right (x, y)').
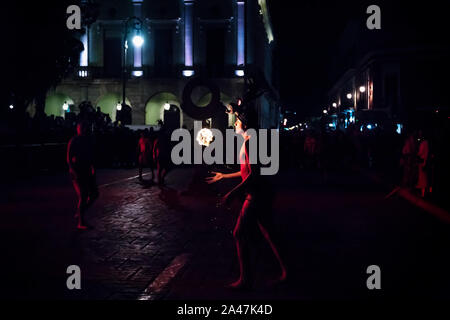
top-left (72, 65), bottom-right (245, 80)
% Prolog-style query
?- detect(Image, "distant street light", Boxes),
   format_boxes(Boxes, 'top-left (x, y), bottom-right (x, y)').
top-left (359, 86), bottom-right (366, 93)
top-left (323, 109), bottom-right (328, 114)
top-left (9, 104), bottom-right (14, 109)
top-left (332, 102), bottom-right (337, 107)
top-left (132, 32), bottom-right (144, 48)
top-left (346, 93), bottom-right (352, 99)
top-left (235, 70), bottom-right (245, 77)
top-left (182, 70), bottom-right (194, 77)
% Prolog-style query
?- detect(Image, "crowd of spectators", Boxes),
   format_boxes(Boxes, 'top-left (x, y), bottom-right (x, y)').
top-left (0, 101), bottom-right (154, 174)
top-left (2, 102), bottom-right (448, 207)
top-left (279, 121), bottom-right (449, 205)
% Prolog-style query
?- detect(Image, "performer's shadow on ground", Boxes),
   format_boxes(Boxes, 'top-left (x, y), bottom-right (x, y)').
top-left (138, 178), bottom-right (155, 189)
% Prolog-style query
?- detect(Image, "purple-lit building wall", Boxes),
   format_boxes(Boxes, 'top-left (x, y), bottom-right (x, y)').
top-left (47, 0), bottom-right (280, 129)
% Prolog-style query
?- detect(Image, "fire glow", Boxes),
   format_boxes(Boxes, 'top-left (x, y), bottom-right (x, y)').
top-left (196, 128), bottom-right (214, 147)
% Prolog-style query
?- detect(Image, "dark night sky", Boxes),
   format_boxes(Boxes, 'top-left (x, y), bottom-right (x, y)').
top-left (268, 0), bottom-right (450, 118)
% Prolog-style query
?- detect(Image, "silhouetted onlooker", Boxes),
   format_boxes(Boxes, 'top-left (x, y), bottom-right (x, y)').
top-left (67, 122), bottom-right (99, 229)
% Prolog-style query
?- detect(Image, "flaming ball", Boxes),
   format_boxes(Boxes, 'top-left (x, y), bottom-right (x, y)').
top-left (196, 128), bottom-right (214, 147)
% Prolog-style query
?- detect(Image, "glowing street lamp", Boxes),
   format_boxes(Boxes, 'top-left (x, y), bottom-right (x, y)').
top-left (359, 86), bottom-right (366, 93)
top-left (122, 17), bottom-right (145, 108)
top-left (346, 93), bottom-right (352, 99)
top-left (332, 102), bottom-right (337, 108)
top-left (182, 70), bottom-right (194, 77)
top-left (132, 32), bottom-right (144, 48)
top-left (235, 70), bottom-right (245, 77)
top-left (323, 109), bottom-right (328, 114)
top-left (9, 104), bottom-right (14, 109)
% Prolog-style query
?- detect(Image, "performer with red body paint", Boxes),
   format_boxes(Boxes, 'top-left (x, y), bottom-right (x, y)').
top-left (206, 103), bottom-right (287, 289)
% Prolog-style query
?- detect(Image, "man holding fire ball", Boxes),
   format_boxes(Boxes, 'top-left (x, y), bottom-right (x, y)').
top-left (206, 103), bottom-right (287, 289)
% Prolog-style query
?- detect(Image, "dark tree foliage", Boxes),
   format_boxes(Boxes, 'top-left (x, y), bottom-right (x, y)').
top-left (2, 1), bottom-right (99, 119)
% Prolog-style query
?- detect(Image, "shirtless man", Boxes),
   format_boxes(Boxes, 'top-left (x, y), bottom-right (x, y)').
top-left (206, 105), bottom-right (287, 289)
top-left (137, 129), bottom-right (155, 181)
top-left (67, 122), bottom-right (99, 230)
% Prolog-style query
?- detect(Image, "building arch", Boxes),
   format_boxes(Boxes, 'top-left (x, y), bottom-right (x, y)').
top-left (95, 93), bottom-right (132, 122)
top-left (145, 92), bottom-right (183, 127)
top-left (44, 93), bottom-right (75, 117)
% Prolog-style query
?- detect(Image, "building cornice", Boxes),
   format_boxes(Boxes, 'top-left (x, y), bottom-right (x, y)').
top-left (329, 46), bottom-right (450, 96)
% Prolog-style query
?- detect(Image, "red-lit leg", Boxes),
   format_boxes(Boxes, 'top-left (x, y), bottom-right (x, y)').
top-left (258, 222), bottom-right (287, 282)
top-left (227, 201), bottom-right (252, 289)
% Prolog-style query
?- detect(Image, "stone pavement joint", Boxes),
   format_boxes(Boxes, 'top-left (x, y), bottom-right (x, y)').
top-left (142, 253), bottom-right (191, 299)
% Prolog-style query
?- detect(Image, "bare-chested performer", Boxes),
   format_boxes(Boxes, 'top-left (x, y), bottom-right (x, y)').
top-left (137, 129), bottom-right (155, 181)
top-left (67, 122), bottom-right (99, 230)
top-left (206, 104), bottom-right (287, 289)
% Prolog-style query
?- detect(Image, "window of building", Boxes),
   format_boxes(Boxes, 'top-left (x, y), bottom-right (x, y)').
top-left (384, 73), bottom-right (399, 112)
top-left (154, 29), bottom-right (174, 76)
top-left (206, 28), bottom-right (225, 77)
top-left (103, 37), bottom-right (122, 77)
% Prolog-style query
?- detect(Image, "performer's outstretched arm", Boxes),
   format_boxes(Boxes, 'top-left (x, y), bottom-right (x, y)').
top-left (205, 171), bottom-right (241, 184)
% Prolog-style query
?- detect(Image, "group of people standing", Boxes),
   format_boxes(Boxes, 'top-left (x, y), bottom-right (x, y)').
top-left (137, 126), bottom-right (171, 184)
top-left (67, 122), bottom-right (171, 229)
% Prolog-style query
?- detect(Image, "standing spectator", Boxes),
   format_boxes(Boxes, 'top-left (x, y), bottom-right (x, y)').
top-left (303, 131), bottom-right (317, 169)
top-left (416, 130), bottom-right (431, 197)
top-left (67, 122), bottom-right (99, 229)
top-left (153, 124), bottom-right (171, 185)
top-left (400, 132), bottom-right (417, 188)
top-left (137, 129), bottom-right (155, 181)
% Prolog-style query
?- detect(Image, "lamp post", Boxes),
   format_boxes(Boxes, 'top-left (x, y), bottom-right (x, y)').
top-left (122, 16), bottom-right (144, 108)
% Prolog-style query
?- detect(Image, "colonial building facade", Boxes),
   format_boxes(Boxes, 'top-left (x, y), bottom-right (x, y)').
top-left (328, 47), bottom-right (450, 131)
top-left (45, 0), bottom-right (279, 130)
top-left (327, 18), bottom-right (450, 131)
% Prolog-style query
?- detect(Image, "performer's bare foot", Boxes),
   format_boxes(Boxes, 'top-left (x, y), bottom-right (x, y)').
top-left (225, 279), bottom-right (251, 290)
top-left (267, 270), bottom-right (287, 287)
top-left (77, 223), bottom-right (93, 230)
top-left (77, 224), bottom-right (88, 230)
